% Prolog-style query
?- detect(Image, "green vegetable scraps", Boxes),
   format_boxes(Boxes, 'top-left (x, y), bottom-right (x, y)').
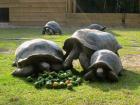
top-left (26, 70), bottom-right (82, 90)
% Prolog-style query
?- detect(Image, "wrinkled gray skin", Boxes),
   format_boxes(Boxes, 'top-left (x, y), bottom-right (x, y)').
top-left (63, 29), bottom-right (122, 71)
top-left (87, 24), bottom-right (106, 31)
top-left (12, 39), bottom-right (64, 77)
top-left (42, 21), bottom-right (62, 35)
top-left (84, 49), bottom-right (123, 82)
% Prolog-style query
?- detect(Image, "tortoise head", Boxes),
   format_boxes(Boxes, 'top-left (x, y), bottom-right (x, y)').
top-left (42, 27), bottom-right (46, 35)
top-left (63, 38), bottom-right (82, 53)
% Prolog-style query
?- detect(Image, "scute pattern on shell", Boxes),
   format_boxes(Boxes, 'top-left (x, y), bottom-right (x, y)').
top-left (87, 24), bottom-right (106, 31)
top-left (89, 49), bottom-right (123, 75)
top-left (44, 21), bottom-right (62, 33)
top-left (69, 29), bottom-right (122, 53)
top-left (15, 39), bottom-right (64, 67)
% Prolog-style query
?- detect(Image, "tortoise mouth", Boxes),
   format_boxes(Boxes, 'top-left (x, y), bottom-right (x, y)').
top-left (17, 54), bottom-right (63, 67)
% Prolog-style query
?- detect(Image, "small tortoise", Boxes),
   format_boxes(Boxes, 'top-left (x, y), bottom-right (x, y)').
top-left (84, 49), bottom-right (123, 82)
top-left (42, 21), bottom-right (62, 35)
top-left (87, 24), bottom-right (106, 31)
top-left (12, 39), bottom-right (64, 77)
top-left (63, 29), bottom-right (122, 71)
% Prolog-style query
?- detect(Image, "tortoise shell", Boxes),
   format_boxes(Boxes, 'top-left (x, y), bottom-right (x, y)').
top-left (15, 39), bottom-right (64, 67)
top-left (63, 29), bottom-right (122, 53)
top-left (89, 49), bottom-right (123, 75)
top-left (87, 24), bottom-right (106, 31)
top-left (44, 21), bottom-right (62, 34)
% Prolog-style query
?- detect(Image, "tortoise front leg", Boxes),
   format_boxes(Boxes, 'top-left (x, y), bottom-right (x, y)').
top-left (83, 70), bottom-right (96, 81)
top-left (12, 65), bottom-right (33, 77)
top-left (58, 30), bottom-right (62, 35)
top-left (38, 62), bottom-right (50, 72)
top-left (49, 29), bottom-right (55, 35)
top-left (12, 61), bottom-right (17, 67)
top-left (79, 52), bottom-right (90, 72)
top-left (64, 51), bottom-right (70, 60)
top-left (63, 47), bottom-right (80, 70)
top-left (116, 52), bottom-right (120, 57)
top-left (106, 71), bottom-right (119, 82)
top-left (51, 63), bottom-right (63, 72)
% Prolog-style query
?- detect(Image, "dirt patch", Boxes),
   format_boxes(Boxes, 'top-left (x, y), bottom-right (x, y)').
top-left (0, 48), bottom-right (13, 54)
top-left (121, 54), bottom-right (140, 68)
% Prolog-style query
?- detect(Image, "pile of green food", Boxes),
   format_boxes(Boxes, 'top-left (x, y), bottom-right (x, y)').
top-left (26, 70), bottom-right (82, 90)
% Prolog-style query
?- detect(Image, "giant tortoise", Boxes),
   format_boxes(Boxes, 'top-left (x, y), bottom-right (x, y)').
top-left (63, 29), bottom-right (122, 71)
top-left (42, 21), bottom-right (62, 35)
top-left (84, 49), bottom-right (123, 82)
top-left (12, 39), bottom-right (64, 77)
top-left (87, 24), bottom-right (106, 31)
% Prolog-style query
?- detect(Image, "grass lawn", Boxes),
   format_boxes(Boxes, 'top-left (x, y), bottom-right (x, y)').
top-left (0, 28), bottom-right (140, 105)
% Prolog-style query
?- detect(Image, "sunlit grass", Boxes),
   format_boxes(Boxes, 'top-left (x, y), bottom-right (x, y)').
top-left (0, 28), bottom-right (140, 105)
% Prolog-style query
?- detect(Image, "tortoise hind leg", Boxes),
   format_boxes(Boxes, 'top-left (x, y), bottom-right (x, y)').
top-left (12, 66), bottom-right (33, 77)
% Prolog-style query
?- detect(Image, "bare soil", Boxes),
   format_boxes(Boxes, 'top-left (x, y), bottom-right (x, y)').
top-left (121, 54), bottom-right (140, 68)
top-left (0, 48), bottom-right (13, 54)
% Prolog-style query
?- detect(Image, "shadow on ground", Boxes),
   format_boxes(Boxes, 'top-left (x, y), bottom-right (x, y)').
top-left (85, 69), bottom-right (140, 91)
top-left (12, 68), bottom-right (140, 91)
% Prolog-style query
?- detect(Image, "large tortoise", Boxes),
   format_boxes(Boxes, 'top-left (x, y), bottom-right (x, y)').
top-left (84, 49), bottom-right (123, 82)
top-left (63, 29), bottom-right (122, 71)
top-left (12, 39), bottom-right (64, 77)
top-left (87, 24), bottom-right (106, 31)
top-left (42, 21), bottom-right (62, 35)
